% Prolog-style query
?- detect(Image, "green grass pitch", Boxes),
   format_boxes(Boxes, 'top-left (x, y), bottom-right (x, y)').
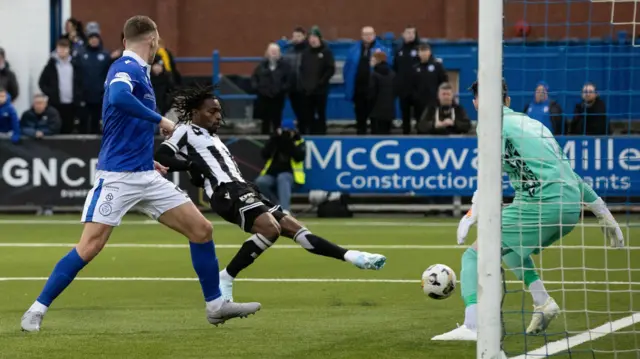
top-left (0, 215), bottom-right (637, 359)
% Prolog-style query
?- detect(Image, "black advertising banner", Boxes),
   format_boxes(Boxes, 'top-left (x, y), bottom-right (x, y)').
top-left (0, 137), bottom-right (267, 207)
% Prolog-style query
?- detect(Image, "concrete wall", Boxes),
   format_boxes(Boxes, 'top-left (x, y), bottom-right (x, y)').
top-left (0, 1), bottom-right (52, 113)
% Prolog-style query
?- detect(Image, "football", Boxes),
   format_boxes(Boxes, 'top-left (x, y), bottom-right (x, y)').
top-left (421, 264), bottom-right (457, 300)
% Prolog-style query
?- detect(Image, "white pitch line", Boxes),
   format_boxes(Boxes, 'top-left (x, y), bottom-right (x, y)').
top-left (0, 277), bottom-right (638, 286)
top-left (0, 243), bottom-right (637, 250)
top-left (510, 312), bottom-right (640, 359)
top-left (0, 219), bottom-right (456, 226)
top-left (0, 219), bottom-right (635, 228)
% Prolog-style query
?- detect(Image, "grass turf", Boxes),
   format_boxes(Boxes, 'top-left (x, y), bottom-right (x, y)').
top-left (0, 215), bottom-right (637, 359)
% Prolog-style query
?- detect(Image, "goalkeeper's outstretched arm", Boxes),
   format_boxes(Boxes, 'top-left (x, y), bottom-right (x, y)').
top-left (575, 173), bottom-right (625, 248)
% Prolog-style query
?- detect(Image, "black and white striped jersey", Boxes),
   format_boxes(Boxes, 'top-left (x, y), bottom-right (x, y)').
top-left (162, 124), bottom-right (245, 197)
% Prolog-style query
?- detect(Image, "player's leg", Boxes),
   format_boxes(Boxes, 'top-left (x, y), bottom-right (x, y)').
top-left (278, 214), bottom-right (387, 270)
top-left (142, 174), bottom-right (260, 325)
top-left (22, 173), bottom-right (133, 332)
top-left (218, 207), bottom-right (283, 301)
top-left (433, 206), bottom-right (533, 340)
top-left (502, 209), bottom-right (580, 334)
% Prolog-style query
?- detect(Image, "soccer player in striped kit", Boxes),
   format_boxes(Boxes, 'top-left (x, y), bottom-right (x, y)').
top-left (21, 16), bottom-right (260, 332)
top-left (155, 85), bottom-right (387, 302)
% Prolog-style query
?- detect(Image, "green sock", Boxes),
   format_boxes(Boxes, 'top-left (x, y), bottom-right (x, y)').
top-left (460, 247), bottom-right (478, 306)
top-left (501, 251), bottom-right (539, 287)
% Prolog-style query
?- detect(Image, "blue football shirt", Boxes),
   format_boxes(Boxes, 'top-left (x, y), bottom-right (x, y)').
top-left (97, 50), bottom-right (157, 172)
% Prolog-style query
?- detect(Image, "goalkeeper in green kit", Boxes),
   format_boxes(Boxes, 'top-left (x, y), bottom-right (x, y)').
top-left (432, 79), bottom-right (624, 341)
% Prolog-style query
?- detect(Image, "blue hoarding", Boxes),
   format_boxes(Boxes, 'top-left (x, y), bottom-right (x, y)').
top-left (302, 136), bottom-right (640, 197)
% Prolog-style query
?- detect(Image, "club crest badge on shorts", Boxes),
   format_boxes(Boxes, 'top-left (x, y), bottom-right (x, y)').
top-left (99, 203), bottom-right (113, 216)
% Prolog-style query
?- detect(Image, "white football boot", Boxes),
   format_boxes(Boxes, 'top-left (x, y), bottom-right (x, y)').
top-left (431, 324), bottom-right (478, 341)
top-left (353, 252), bottom-right (387, 270)
top-left (21, 310), bottom-right (45, 332)
top-left (527, 297), bottom-right (560, 334)
top-left (207, 300), bottom-right (261, 326)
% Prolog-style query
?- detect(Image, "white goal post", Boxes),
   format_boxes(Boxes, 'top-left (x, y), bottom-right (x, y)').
top-left (476, 0), bottom-right (505, 357)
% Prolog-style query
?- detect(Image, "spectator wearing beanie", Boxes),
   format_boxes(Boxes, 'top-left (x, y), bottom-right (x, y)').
top-left (299, 26), bottom-right (335, 135)
top-left (78, 22), bottom-right (110, 134)
top-left (368, 51), bottom-right (396, 135)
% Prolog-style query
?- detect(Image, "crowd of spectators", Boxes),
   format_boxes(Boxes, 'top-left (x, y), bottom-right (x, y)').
top-left (0, 19), bottom-right (615, 143)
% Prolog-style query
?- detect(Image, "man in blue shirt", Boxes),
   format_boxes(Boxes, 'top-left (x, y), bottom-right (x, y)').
top-left (21, 15), bottom-right (260, 332)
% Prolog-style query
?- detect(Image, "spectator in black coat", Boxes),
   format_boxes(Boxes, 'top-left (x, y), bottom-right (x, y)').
top-left (0, 48), bottom-right (19, 101)
top-left (283, 27), bottom-right (307, 122)
top-left (417, 82), bottom-right (470, 135)
top-left (78, 22), bottom-right (110, 134)
top-left (151, 55), bottom-right (174, 116)
top-left (570, 82), bottom-right (609, 135)
top-left (411, 44), bottom-right (448, 127)
top-left (39, 38), bottom-right (83, 134)
top-left (20, 94), bottom-right (62, 139)
top-left (299, 26), bottom-right (335, 135)
top-left (368, 52), bottom-right (396, 135)
top-left (393, 26), bottom-right (421, 134)
top-left (252, 43), bottom-right (291, 134)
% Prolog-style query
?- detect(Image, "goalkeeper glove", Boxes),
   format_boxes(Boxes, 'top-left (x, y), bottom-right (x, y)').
top-left (586, 197), bottom-right (624, 248)
top-left (456, 192), bottom-right (478, 245)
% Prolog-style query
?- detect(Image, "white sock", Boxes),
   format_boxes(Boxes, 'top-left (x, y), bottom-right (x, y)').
top-left (343, 250), bottom-right (362, 264)
top-left (529, 280), bottom-right (550, 306)
top-left (206, 297), bottom-right (224, 312)
top-left (463, 304), bottom-right (477, 330)
top-left (220, 268), bottom-right (234, 282)
top-left (29, 301), bottom-right (49, 314)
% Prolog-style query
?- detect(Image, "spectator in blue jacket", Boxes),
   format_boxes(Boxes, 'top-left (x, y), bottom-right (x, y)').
top-left (21, 94), bottom-right (62, 139)
top-left (0, 88), bottom-right (20, 143)
top-left (78, 22), bottom-right (110, 134)
top-left (343, 26), bottom-right (393, 134)
top-left (523, 81), bottom-right (564, 135)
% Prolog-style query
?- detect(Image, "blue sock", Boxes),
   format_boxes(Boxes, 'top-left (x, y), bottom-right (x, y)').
top-left (37, 248), bottom-right (87, 306)
top-left (189, 241), bottom-right (222, 302)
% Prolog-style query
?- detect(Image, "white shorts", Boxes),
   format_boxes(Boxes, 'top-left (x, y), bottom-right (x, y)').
top-left (81, 170), bottom-right (192, 226)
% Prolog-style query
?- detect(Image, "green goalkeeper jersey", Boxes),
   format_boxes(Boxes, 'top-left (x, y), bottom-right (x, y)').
top-left (501, 107), bottom-right (598, 207)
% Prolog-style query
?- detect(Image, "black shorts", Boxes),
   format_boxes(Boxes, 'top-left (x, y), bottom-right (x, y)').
top-left (210, 181), bottom-right (286, 233)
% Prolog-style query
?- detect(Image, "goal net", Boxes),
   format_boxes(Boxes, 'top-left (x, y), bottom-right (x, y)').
top-left (477, 0), bottom-right (640, 358)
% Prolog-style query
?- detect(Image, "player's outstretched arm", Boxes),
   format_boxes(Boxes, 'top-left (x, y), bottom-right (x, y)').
top-left (109, 80), bottom-right (174, 136)
top-left (585, 196), bottom-right (625, 248)
top-left (575, 173), bottom-right (624, 247)
top-left (155, 145), bottom-right (191, 172)
top-left (154, 144), bottom-right (205, 187)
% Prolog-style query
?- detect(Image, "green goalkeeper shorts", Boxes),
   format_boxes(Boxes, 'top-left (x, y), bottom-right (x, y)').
top-left (501, 204), bottom-right (581, 258)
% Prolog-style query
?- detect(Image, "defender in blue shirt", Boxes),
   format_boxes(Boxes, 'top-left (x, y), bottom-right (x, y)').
top-left (21, 15), bottom-right (261, 333)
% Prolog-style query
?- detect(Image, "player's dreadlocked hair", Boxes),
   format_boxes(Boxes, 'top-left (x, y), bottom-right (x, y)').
top-left (172, 84), bottom-right (224, 125)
